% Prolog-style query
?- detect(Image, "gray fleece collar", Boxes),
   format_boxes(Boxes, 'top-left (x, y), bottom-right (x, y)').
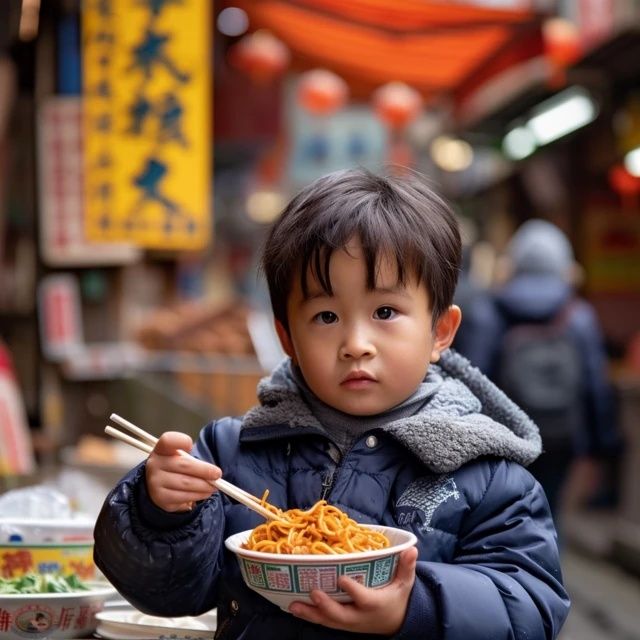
top-left (242, 350), bottom-right (541, 473)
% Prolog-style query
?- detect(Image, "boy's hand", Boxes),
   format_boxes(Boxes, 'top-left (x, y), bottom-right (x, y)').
top-left (288, 546), bottom-right (418, 635)
top-left (145, 431), bottom-right (222, 512)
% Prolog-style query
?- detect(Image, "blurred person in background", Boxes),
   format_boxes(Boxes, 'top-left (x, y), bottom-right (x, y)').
top-left (456, 219), bottom-right (619, 525)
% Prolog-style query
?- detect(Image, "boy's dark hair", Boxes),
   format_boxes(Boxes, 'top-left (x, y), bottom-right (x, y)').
top-left (261, 168), bottom-right (461, 332)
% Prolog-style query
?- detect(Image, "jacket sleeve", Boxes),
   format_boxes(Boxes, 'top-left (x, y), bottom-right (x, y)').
top-left (93, 423), bottom-right (226, 617)
top-left (397, 461), bottom-right (570, 640)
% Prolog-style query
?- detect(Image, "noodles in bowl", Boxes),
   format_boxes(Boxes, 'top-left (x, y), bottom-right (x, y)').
top-left (225, 501), bottom-right (417, 610)
top-left (242, 500), bottom-right (390, 555)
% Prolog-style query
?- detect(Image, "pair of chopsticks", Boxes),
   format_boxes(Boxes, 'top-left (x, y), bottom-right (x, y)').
top-left (105, 413), bottom-right (284, 523)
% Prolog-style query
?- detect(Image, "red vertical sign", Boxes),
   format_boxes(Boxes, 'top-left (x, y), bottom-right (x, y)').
top-left (38, 274), bottom-right (83, 361)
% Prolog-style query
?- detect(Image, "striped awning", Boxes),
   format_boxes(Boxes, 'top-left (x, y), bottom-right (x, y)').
top-left (227, 0), bottom-right (545, 103)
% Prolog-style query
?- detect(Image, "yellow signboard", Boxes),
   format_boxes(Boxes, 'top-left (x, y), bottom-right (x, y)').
top-left (82, 0), bottom-right (211, 250)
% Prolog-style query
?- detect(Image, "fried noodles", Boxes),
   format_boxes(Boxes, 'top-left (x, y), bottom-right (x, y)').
top-left (241, 496), bottom-right (390, 554)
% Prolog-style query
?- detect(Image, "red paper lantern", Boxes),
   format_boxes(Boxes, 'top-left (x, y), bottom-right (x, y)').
top-left (229, 30), bottom-right (290, 84)
top-left (609, 163), bottom-right (640, 210)
top-left (544, 18), bottom-right (582, 67)
top-left (372, 82), bottom-right (423, 130)
top-left (297, 69), bottom-right (348, 116)
top-left (609, 164), bottom-right (640, 195)
top-left (543, 18), bottom-right (582, 87)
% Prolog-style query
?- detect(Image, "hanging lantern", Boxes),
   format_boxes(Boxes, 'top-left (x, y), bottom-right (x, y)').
top-left (608, 163), bottom-right (640, 211)
top-left (609, 164), bottom-right (640, 195)
top-left (543, 18), bottom-right (582, 87)
top-left (297, 69), bottom-right (349, 116)
top-left (372, 82), bottom-right (423, 130)
top-left (228, 30), bottom-right (290, 84)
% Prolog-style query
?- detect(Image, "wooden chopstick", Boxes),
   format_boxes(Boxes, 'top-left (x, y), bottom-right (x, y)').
top-left (105, 425), bottom-right (153, 454)
top-left (105, 414), bottom-right (284, 523)
top-left (109, 413), bottom-right (157, 446)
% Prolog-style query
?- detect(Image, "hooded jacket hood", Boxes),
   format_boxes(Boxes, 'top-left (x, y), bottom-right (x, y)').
top-left (495, 273), bottom-right (573, 322)
top-left (242, 349), bottom-right (541, 473)
top-left (496, 219), bottom-right (575, 322)
top-left (508, 219), bottom-right (574, 278)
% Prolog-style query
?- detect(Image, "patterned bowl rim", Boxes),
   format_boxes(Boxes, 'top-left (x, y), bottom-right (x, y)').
top-left (0, 542), bottom-right (94, 547)
top-left (0, 518), bottom-right (94, 528)
top-left (0, 582), bottom-right (117, 601)
top-left (225, 524), bottom-right (417, 563)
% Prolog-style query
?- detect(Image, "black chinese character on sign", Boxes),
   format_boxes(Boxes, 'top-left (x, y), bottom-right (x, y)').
top-left (95, 114), bottom-right (113, 132)
top-left (127, 95), bottom-right (154, 135)
top-left (132, 157), bottom-right (177, 212)
top-left (158, 93), bottom-right (187, 146)
top-left (129, 29), bottom-right (190, 84)
top-left (125, 93), bottom-right (189, 146)
top-left (96, 0), bottom-right (112, 18)
top-left (93, 80), bottom-right (111, 98)
top-left (97, 182), bottom-right (113, 201)
top-left (136, 0), bottom-right (183, 16)
top-left (96, 153), bottom-right (113, 169)
top-left (95, 31), bottom-right (115, 45)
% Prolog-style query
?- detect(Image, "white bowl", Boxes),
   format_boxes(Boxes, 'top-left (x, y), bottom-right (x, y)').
top-left (0, 517), bottom-right (94, 544)
top-left (0, 581), bottom-right (117, 640)
top-left (95, 607), bottom-right (217, 640)
top-left (225, 525), bottom-right (417, 610)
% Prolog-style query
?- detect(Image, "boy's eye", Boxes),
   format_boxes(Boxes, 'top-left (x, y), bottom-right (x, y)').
top-left (313, 311), bottom-right (338, 324)
top-left (374, 306), bottom-right (396, 320)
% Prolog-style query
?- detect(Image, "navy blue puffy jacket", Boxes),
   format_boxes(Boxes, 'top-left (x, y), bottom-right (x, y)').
top-left (94, 352), bottom-right (570, 639)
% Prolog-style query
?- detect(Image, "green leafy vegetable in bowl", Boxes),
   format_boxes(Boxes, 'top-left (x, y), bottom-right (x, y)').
top-left (0, 573), bottom-right (90, 594)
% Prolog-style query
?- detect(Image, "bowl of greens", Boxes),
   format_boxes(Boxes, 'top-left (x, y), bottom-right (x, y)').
top-left (0, 573), bottom-right (117, 639)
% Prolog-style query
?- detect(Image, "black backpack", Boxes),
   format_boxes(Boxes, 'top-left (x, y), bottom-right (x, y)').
top-left (496, 302), bottom-right (583, 451)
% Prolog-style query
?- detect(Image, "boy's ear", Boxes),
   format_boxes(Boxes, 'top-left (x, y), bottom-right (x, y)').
top-left (430, 305), bottom-right (462, 363)
top-left (275, 319), bottom-right (296, 362)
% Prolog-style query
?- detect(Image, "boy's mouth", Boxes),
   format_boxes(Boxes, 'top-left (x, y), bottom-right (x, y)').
top-left (341, 370), bottom-right (377, 387)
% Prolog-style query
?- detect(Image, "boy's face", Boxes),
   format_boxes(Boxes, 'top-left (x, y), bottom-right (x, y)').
top-left (277, 237), bottom-right (460, 416)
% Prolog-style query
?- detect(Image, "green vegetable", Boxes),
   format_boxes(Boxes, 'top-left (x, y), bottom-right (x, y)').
top-left (0, 573), bottom-right (90, 594)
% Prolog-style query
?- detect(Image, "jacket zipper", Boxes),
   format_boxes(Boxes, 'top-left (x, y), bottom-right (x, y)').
top-left (320, 470), bottom-right (334, 500)
top-left (319, 440), bottom-right (359, 501)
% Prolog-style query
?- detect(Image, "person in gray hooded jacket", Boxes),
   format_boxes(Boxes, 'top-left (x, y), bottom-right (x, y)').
top-left (94, 168), bottom-right (570, 639)
top-left (455, 219), bottom-right (618, 523)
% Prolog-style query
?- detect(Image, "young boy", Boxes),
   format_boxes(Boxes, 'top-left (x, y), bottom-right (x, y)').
top-left (94, 168), bottom-right (570, 639)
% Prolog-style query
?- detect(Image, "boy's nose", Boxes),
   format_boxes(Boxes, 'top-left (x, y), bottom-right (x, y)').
top-left (338, 327), bottom-right (376, 360)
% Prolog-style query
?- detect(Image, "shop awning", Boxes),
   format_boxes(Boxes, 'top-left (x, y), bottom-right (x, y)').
top-left (227, 0), bottom-right (545, 102)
